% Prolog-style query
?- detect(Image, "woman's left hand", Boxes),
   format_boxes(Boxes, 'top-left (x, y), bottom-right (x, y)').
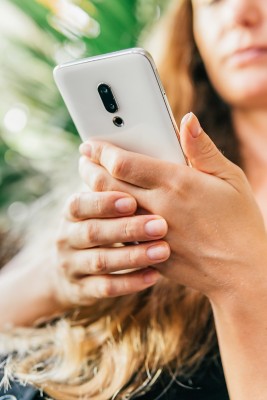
top-left (79, 113), bottom-right (267, 304)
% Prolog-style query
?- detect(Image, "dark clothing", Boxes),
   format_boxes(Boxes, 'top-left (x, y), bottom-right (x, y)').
top-left (133, 361), bottom-right (229, 400)
top-left (0, 359), bottom-right (229, 400)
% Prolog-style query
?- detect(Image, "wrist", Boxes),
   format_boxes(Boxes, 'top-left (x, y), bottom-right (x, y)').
top-left (21, 254), bottom-right (66, 325)
top-left (208, 264), bottom-right (267, 400)
top-left (209, 240), bottom-right (267, 317)
top-left (210, 296), bottom-right (267, 400)
top-left (0, 252), bottom-right (68, 328)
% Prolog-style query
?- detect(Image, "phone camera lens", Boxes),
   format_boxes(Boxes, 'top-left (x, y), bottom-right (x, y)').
top-left (101, 87), bottom-right (108, 94)
top-left (98, 84), bottom-right (109, 95)
top-left (113, 116), bottom-right (124, 127)
top-left (109, 104), bottom-right (115, 110)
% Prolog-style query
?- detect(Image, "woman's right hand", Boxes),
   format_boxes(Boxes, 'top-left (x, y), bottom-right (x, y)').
top-left (54, 191), bottom-right (170, 309)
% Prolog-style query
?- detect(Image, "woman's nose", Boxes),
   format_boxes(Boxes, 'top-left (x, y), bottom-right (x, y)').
top-left (228, 0), bottom-right (263, 28)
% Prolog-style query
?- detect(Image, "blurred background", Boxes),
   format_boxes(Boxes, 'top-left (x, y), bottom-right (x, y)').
top-left (0, 0), bottom-right (169, 262)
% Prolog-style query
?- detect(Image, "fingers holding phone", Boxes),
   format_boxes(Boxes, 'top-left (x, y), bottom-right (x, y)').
top-left (54, 191), bottom-right (170, 308)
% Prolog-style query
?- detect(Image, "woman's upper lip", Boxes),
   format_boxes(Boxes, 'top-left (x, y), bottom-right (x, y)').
top-left (233, 45), bottom-right (267, 54)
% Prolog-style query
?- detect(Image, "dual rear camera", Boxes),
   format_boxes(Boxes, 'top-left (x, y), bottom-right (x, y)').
top-left (98, 83), bottom-right (118, 113)
top-left (98, 83), bottom-right (124, 127)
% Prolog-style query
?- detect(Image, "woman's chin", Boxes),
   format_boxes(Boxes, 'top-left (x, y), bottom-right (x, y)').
top-left (221, 78), bottom-right (267, 109)
top-left (211, 66), bottom-right (267, 109)
top-left (230, 90), bottom-right (267, 109)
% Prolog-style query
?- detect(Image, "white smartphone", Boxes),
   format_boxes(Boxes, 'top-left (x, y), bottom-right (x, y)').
top-left (53, 48), bottom-right (186, 164)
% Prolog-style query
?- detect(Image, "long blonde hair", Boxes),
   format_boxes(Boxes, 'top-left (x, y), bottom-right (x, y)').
top-left (1, 1), bottom-right (223, 398)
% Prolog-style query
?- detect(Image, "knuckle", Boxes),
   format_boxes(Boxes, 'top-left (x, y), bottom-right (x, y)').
top-left (91, 250), bottom-right (107, 274)
top-left (127, 248), bottom-right (139, 268)
top-left (56, 220), bottom-right (71, 250)
top-left (110, 153), bottom-right (128, 178)
top-left (94, 195), bottom-right (104, 215)
top-left (56, 234), bottom-right (67, 251)
top-left (123, 219), bottom-right (134, 240)
top-left (90, 173), bottom-right (107, 192)
top-left (201, 138), bottom-right (218, 159)
top-left (120, 277), bottom-right (131, 294)
top-left (85, 221), bottom-right (99, 246)
top-left (99, 280), bottom-right (115, 298)
top-left (68, 193), bottom-right (81, 219)
top-left (167, 166), bottom-right (190, 194)
top-left (58, 257), bottom-right (70, 273)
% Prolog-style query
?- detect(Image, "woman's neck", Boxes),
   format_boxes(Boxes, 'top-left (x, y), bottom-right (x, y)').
top-left (232, 108), bottom-right (267, 182)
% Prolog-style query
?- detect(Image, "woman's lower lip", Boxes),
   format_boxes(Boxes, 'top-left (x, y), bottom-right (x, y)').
top-left (228, 48), bottom-right (267, 66)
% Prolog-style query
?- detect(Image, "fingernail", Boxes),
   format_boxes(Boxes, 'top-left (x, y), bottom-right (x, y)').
top-left (143, 268), bottom-right (160, 284)
top-left (187, 113), bottom-right (202, 138)
top-left (180, 112), bottom-right (191, 127)
top-left (145, 219), bottom-right (167, 237)
top-left (146, 244), bottom-right (170, 261)
top-left (115, 198), bottom-right (136, 213)
top-left (79, 143), bottom-right (92, 157)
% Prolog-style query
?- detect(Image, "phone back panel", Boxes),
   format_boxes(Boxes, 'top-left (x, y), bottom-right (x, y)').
top-left (54, 48), bottom-right (186, 164)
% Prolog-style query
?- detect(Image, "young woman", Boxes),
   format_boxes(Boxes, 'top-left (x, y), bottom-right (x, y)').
top-left (1, 0), bottom-right (267, 399)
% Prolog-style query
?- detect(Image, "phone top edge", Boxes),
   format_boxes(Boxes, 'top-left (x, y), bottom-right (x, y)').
top-left (53, 47), bottom-right (154, 74)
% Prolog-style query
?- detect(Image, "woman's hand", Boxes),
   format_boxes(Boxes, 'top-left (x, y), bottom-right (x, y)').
top-left (79, 113), bottom-right (267, 304)
top-left (0, 191), bottom-right (170, 328)
top-left (54, 190), bottom-right (170, 309)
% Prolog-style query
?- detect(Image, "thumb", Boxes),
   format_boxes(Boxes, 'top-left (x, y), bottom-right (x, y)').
top-left (179, 112), bottom-right (233, 179)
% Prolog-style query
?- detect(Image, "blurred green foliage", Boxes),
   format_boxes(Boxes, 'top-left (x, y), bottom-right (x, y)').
top-left (0, 0), bottom-right (169, 233)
